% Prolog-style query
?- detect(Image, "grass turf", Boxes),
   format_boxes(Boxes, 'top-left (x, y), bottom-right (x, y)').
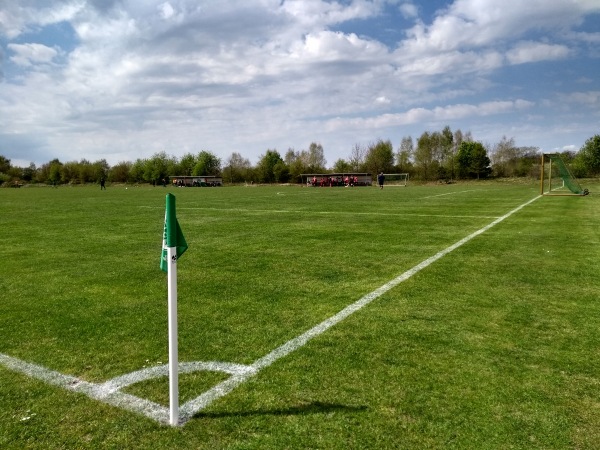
top-left (1, 180), bottom-right (599, 448)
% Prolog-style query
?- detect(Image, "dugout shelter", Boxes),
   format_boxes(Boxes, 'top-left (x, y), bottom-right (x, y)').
top-left (172, 175), bottom-right (222, 187)
top-left (302, 173), bottom-right (372, 187)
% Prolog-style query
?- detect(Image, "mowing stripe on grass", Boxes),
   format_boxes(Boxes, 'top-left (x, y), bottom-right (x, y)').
top-left (142, 206), bottom-right (500, 219)
top-left (0, 195), bottom-right (540, 426)
top-left (179, 208), bottom-right (501, 220)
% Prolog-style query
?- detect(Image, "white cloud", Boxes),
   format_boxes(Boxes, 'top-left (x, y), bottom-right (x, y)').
top-left (506, 41), bottom-right (571, 65)
top-left (375, 96), bottom-right (391, 105)
top-left (291, 30), bottom-right (388, 62)
top-left (561, 91), bottom-right (600, 106)
top-left (398, 2), bottom-right (418, 19)
top-left (325, 99), bottom-right (535, 131)
top-left (8, 43), bottom-right (59, 67)
top-left (280, 0), bottom-right (381, 28)
top-left (0, 1), bottom-right (84, 39)
top-left (159, 2), bottom-right (175, 19)
top-left (397, 49), bottom-right (504, 76)
top-left (401, 0), bottom-right (600, 56)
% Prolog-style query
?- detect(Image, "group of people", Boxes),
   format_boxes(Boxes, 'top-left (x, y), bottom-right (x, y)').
top-left (310, 176), bottom-right (360, 187)
top-left (308, 173), bottom-right (386, 188)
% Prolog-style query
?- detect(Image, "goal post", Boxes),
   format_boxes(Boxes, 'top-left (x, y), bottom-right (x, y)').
top-left (540, 153), bottom-right (588, 196)
top-left (381, 173), bottom-right (409, 186)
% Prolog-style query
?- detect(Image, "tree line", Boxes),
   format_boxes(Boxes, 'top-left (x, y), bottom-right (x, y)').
top-left (1, 129), bottom-right (599, 186)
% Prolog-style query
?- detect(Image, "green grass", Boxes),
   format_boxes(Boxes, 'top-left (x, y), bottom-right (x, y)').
top-left (1, 180), bottom-right (600, 449)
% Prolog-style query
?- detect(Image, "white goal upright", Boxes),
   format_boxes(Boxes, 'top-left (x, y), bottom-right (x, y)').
top-left (382, 173), bottom-right (409, 186)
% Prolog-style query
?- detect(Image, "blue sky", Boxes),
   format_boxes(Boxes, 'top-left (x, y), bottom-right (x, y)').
top-left (1, 0), bottom-right (599, 168)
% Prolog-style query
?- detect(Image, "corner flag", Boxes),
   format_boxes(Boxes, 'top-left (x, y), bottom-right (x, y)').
top-left (160, 193), bottom-right (188, 426)
top-left (160, 194), bottom-right (188, 272)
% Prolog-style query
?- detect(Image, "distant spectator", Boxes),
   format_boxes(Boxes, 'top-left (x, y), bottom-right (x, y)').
top-left (100, 177), bottom-right (106, 190)
top-left (378, 172), bottom-right (385, 189)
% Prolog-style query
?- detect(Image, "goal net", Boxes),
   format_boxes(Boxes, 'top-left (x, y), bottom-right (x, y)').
top-left (540, 153), bottom-right (588, 196)
top-left (382, 173), bottom-right (409, 186)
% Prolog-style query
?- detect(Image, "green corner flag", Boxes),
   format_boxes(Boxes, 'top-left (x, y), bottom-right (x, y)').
top-left (160, 194), bottom-right (188, 272)
top-left (160, 193), bottom-right (188, 425)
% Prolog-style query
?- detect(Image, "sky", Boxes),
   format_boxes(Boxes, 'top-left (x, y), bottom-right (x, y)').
top-left (1, 0), bottom-right (599, 168)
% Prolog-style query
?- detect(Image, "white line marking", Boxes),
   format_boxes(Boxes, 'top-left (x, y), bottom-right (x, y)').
top-left (0, 355), bottom-right (257, 426)
top-left (100, 361), bottom-right (256, 394)
top-left (420, 189), bottom-right (479, 199)
top-left (0, 353), bottom-right (171, 424)
top-left (1, 195), bottom-right (540, 426)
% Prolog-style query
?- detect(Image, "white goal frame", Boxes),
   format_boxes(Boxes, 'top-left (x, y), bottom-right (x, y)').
top-left (382, 173), bottom-right (409, 186)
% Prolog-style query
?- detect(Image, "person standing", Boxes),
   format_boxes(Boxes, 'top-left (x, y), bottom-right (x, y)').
top-left (100, 177), bottom-right (106, 190)
top-left (377, 172), bottom-right (385, 189)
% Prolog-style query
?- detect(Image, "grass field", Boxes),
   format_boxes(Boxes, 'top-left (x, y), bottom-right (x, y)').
top-left (1, 180), bottom-right (600, 449)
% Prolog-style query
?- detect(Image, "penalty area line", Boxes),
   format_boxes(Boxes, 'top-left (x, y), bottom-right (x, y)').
top-left (179, 195), bottom-right (541, 422)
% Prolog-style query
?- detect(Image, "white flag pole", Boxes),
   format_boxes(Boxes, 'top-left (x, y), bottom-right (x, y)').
top-left (167, 245), bottom-right (179, 426)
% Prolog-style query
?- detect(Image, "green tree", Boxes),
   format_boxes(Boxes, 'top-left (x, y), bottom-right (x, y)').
top-left (284, 148), bottom-right (309, 184)
top-left (177, 153), bottom-right (196, 176)
top-left (332, 158), bottom-right (352, 172)
top-left (349, 143), bottom-right (366, 171)
top-left (224, 152), bottom-right (251, 183)
top-left (577, 134), bottom-right (600, 176)
top-left (145, 152), bottom-right (175, 183)
top-left (515, 147), bottom-right (539, 177)
top-left (414, 132), bottom-right (434, 180)
top-left (92, 159), bottom-right (109, 183)
top-left (307, 142), bottom-right (327, 172)
top-left (61, 161), bottom-right (80, 184)
top-left (48, 159), bottom-right (63, 185)
top-left (22, 163), bottom-right (36, 182)
top-left (397, 136), bottom-right (413, 173)
top-left (0, 155), bottom-right (11, 174)
top-left (273, 161), bottom-right (289, 183)
top-left (441, 125), bottom-right (454, 179)
top-left (74, 159), bottom-right (94, 183)
top-left (491, 136), bottom-right (517, 177)
top-left (472, 144), bottom-right (491, 179)
top-left (256, 149), bottom-right (284, 183)
top-left (109, 161), bottom-right (132, 183)
top-left (7, 166), bottom-right (22, 183)
top-left (457, 141), bottom-right (491, 179)
top-left (129, 159), bottom-right (147, 183)
top-left (364, 139), bottom-right (394, 175)
top-left (193, 150), bottom-right (221, 176)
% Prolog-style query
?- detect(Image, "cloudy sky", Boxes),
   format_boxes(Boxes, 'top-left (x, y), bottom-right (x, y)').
top-left (1, 0), bottom-right (599, 168)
